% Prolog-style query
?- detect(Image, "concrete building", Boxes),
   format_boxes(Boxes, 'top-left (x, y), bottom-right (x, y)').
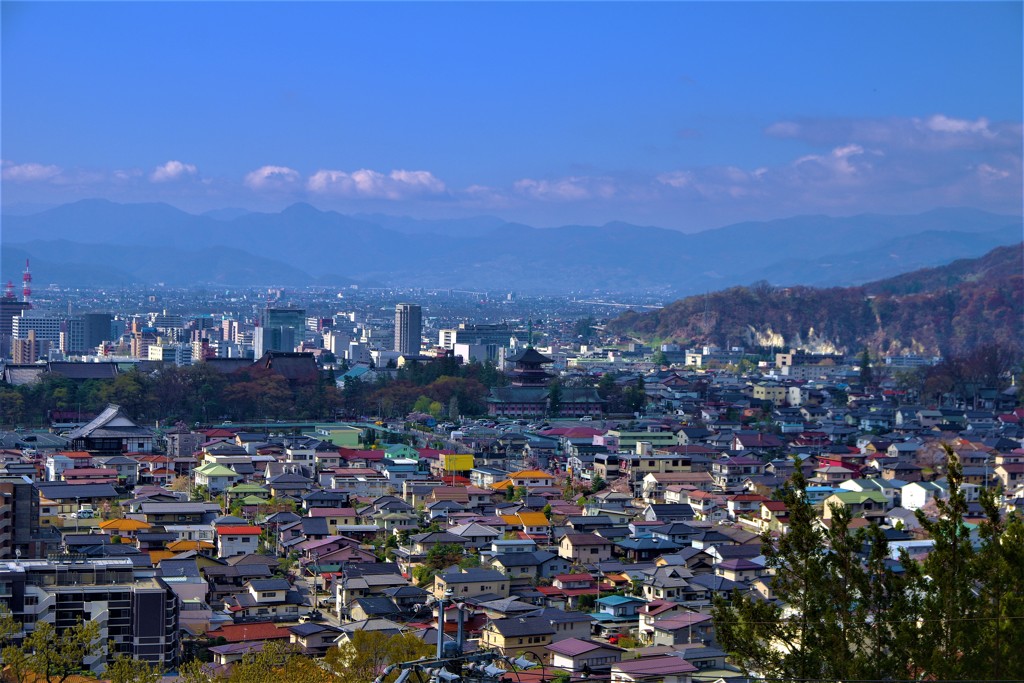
top-left (0, 557), bottom-right (179, 672)
top-left (394, 303), bottom-right (422, 356)
top-left (0, 476), bottom-right (41, 559)
top-left (254, 307), bottom-right (305, 358)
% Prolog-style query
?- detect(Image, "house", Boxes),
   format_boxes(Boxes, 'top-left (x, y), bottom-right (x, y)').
top-left (558, 533), bottom-right (616, 564)
top-left (714, 558), bottom-right (762, 583)
top-left (591, 595), bottom-right (646, 637)
top-left (289, 622), bottom-right (342, 656)
top-left (638, 600), bottom-right (689, 642)
top-left (901, 480), bottom-right (949, 511)
top-left (651, 612), bottom-right (714, 646)
top-left (641, 566), bottom-right (699, 603)
top-left (546, 638), bottom-right (625, 673)
top-left (480, 616), bottom-right (556, 660)
top-left (821, 491), bottom-right (889, 520)
top-left (611, 654), bottom-right (697, 683)
top-left (433, 567), bottom-right (510, 600)
top-left (216, 525), bottom-right (262, 557)
top-left (193, 463), bottom-right (241, 494)
top-left (507, 469), bottom-right (556, 489)
top-left (224, 578), bottom-right (303, 622)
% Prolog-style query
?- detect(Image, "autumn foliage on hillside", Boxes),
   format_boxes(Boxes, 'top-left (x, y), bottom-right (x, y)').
top-left (608, 243), bottom-right (1023, 357)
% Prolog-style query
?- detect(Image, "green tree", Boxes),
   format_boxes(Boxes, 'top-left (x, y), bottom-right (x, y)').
top-left (547, 378), bottom-right (562, 417)
top-left (428, 400), bottom-right (444, 419)
top-left (14, 618), bottom-right (103, 683)
top-left (106, 647), bottom-right (163, 683)
top-left (712, 464), bottom-right (917, 680)
top-left (859, 347), bottom-right (874, 387)
top-left (323, 631), bottom-right (434, 683)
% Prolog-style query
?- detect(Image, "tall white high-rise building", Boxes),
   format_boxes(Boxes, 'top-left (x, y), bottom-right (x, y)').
top-left (394, 303), bottom-right (422, 356)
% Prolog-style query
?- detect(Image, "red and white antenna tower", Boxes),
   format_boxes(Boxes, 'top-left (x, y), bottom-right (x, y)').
top-left (3, 281), bottom-right (14, 299)
top-left (22, 259), bottom-right (32, 304)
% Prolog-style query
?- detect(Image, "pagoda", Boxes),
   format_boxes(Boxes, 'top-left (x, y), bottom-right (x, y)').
top-left (507, 347), bottom-right (554, 387)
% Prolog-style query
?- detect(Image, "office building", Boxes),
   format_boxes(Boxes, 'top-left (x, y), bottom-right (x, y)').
top-left (394, 303), bottom-right (422, 356)
top-left (438, 322), bottom-right (514, 350)
top-left (254, 307), bottom-right (305, 358)
top-left (0, 298), bottom-right (32, 358)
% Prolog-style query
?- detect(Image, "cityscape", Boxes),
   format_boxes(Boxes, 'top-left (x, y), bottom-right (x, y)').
top-left (1, 2), bottom-right (1022, 683)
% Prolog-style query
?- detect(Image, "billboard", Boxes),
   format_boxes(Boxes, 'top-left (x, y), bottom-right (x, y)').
top-left (442, 453), bottom-right (474, 472)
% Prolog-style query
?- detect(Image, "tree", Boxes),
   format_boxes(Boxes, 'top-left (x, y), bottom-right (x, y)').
top-left (13, 618), bottom-right (103, 683)
top-left (712, 464), bottom-right (917, 680)
top-left (412, 395), bottom-right (433, 414)
top-left (323, 631), bottom-right (434, 683)
top-left (859, 348), bottom-right (874, 387)
top-left (714, 445), bottom-right (1024, 682)
top-left (547, 378), bottom-right (562, 417)
top-left (106, 648), bottom-right (163, 683)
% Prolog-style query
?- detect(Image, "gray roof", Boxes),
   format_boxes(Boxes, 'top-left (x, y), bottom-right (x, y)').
top-left (248, 578), bottom-right (291, 591)
top-left (438, 568), bottom-right (507, 583)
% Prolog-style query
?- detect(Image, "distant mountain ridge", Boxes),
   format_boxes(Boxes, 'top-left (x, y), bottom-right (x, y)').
top-left (2, 200), bottom-right (1021, 293)
top-left (607, 243), bottom-right (1024, 357)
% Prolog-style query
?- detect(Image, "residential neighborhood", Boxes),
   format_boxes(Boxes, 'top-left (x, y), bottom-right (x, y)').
top-left (1, 295), bottom-right (1022, 682)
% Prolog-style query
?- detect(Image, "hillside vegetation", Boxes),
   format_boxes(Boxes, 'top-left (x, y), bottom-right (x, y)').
top-left (608, 243), bottom-right (1023, 357)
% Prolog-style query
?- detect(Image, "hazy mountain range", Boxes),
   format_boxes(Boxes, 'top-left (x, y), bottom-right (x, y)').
top-left (2, 200), bottom-right (1021, 295)
top-left (607, 243), bottom-right (1024, 357)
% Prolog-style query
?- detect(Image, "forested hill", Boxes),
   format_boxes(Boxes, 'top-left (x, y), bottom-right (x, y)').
top-left (607, 243), bottom-right (1023, 357)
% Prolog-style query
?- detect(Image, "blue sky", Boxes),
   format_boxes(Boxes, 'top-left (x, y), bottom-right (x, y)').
top-left (2, 1), bottom-right (1021, 230)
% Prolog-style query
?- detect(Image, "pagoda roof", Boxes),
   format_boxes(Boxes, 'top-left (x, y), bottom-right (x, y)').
top-left (509, 347), bottom-right (553, 365)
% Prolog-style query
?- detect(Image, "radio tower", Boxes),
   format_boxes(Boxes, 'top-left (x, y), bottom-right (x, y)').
top-left (21, 259), bottom-right (32, 305)
top-left (3, 280), bottom-right (15, 299)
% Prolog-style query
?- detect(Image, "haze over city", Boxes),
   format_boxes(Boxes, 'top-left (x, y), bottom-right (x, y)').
top-left (2, 1), bottom-right (1021, 231)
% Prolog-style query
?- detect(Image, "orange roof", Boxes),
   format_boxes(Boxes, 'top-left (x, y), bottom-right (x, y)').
top-left (516, 512), bottom-right (550, 526)
top-left (509, 470), bottom-right (553, 479)
top-left (148, 550), bottom-right (176, 565)
top-left (216, 525), bottom-right (262, 535)
top-left (168, 539), bottom-right (215, 551)
top-left (491, 480), bottom-right (514, 491)
top-left (57, 451), bottom-right (93, 459)
top-left (99, 518), bottom-right (152, 531)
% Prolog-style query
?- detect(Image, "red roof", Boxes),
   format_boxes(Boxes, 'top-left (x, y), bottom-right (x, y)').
top-left (205, 621), bottom-right (290, 642)
top-left (216, 525), bottom-right (262, 535)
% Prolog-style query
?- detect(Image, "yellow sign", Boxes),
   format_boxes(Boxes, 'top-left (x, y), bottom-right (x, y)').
top-left (442, 453), bottom-right (474, 472)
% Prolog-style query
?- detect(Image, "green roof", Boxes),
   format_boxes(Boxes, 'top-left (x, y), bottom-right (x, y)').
top-left (194, 463), bottom-right (238, 477)
top-left (830, 490), bottom-right (888, 505)
top-left (228, 483), bottom-right (269, 494)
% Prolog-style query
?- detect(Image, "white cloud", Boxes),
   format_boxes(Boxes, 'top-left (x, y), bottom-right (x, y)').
top-left (795, 144), bottom-right (869, 178)
top-left (923, 114), bottom-right (991, 136)
top-left (1, 160), bottom-right (62, 182)
top-left (765, 114), bottom-right (1018, 152)
top-left (244, 165), bottom-right (301, 190)
top-left (656, 170), bottom-right (694, 188)
top-left (513, 176), bottom-right (615, 201)
top-left (307, 168), bottom-right (446, 199)
top-left (150, 160), bottom-right (197, 183)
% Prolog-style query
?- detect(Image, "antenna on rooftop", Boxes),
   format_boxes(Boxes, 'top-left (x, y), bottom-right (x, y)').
top-left (22, 259), bottom-right (32, 305)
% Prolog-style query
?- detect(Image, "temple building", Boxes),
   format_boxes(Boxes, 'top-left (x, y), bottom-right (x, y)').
top-left (487, 348), bottom-right (604, 418)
